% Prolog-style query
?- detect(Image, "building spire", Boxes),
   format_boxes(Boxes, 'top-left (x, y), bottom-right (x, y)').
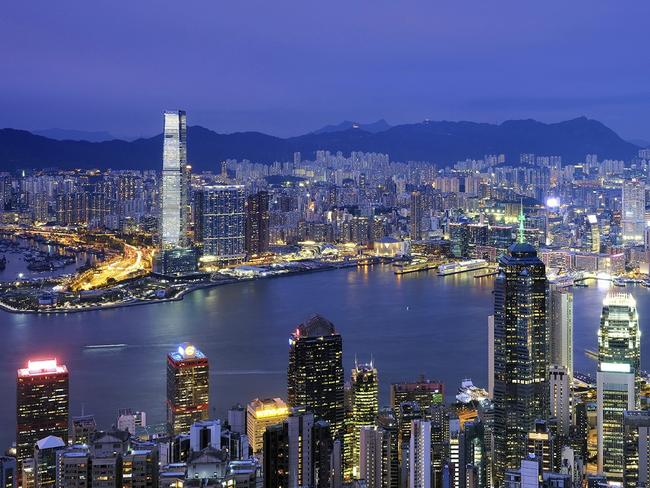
top-left (518, 199), bottom-right (526, 244)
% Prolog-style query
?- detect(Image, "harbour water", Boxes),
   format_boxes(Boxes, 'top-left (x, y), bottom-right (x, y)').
top-left (0, 265), bottom-right (645, 446)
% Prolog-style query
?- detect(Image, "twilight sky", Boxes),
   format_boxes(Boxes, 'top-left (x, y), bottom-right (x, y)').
top-left (2, 1), bottom-right (650, 140)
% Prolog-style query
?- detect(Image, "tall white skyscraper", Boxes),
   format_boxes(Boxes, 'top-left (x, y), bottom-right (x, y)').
top-left (548, 287), bottom-right (573, 378)
top-left (359, 427), bottom-right (384, 488)
top-left (597, 293), bottom-right (641, 481)
top-left (409, 419), bottom-right (431, 488)
top-left (161, 110), bottom-right (189, 249)
top-left (622, 179), bottom-right (646, 244)
top-left (548, 365), bottom-right (571, 437)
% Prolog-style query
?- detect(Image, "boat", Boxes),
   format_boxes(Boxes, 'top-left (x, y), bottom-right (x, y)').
top-left (437, 259), bottom-right (488, 276)
top-left (394, 259), bottom-right (437, 275)
top-left (573, 282), bottom-right (588, 288)
top-left (613, 278), bottom-right (626, 287)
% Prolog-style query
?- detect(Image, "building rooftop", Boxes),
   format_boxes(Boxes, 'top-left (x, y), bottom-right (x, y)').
top-left (168, 342), bottom-right (207, 362)
top-left (294, 314), bottom-right (336, 338)
top-left (18, 358), bottom-right (68, 378)
top-left (36, 436), bottom-right (65, 450)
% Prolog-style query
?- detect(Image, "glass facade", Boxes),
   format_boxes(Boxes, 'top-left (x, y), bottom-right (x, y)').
top-left (161, 110), bottom-right (189, 249)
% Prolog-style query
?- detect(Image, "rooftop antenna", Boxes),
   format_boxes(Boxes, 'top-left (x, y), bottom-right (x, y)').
top-left (518, 199), bottom-right (526, 244)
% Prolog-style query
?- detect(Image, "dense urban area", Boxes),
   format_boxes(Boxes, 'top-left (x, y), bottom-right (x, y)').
top-left (3, 110), bottom-right (650, 488)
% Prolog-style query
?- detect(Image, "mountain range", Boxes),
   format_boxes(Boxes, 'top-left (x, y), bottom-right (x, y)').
top-left (0, 117), bottom-right (642, 171)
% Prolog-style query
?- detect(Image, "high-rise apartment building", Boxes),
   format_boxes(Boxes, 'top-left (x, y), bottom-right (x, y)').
top-left (16, 359), bottom-right (69, 463)
top-left (288, 315), bottom-right (344, 437)
top-left (166, 343), bottom-right (209, 435)
top-left (492, 237), bottom-right (548, 481)
top-left (245, 191), bottom-right (270, 256)
top-left (202, 185), bottom-right (246, 265)
top-left (410, 191), bottom-right (422, 240)
top-left (409, 419), bottom-right (431, 488)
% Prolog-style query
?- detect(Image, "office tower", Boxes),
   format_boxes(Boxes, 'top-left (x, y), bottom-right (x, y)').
top-left (598, 292), bottom-right (641, 391)
top-left (349, 362), bottom-right (379, 478)
top-left (16, 359), bottom-right (69, 463)
top-left (21, 459), bottom-right (35, 488)
top-left (166, 343), bottom-right (209, 435)
top-left (526, 420), bottom-right (553, 473)
top-left (586, 214), bottom-right (600, 252)
top-left (360, 427), bottom-right (386, 488)
top-left (449, 223), bottom-right (469, 258)
top-left (461, 419), bottom-right (486, 488)
top-left (245, 191), bottom-right (270, 256)
top-left (622, 179), bottom-right (645, 244)
top-left (487, 316), bottom-right (494, 399)
top-left (492, 229), bottom-right (548, 481)
top-left (377, 408), bottom-right (400, 488)
top-left (34, 436), bottom-right (65, 487)
top-left (202, 185), bottom-right (246, 265)
top-left (228, 404), bottom-right (246, 434)
top-left (161, 110), bottom-right (189, 249)
top-left (288, 314), bottom-right (344, 437)
top-left (263, 423), bottom-right (289, 488)
top-left (398, 401), bottom-right (423, 475)
top-left (410, 191), bottom-right (422, 240)
top-left (548, 366), bottom-right (571, 438)
top-left (548, 287), bottom-right (573, 377)
top-left (597, 293), bottom-right (640, 481)
top-left (72, 414), bottom-right (97, 445)
top-left (409, 419), bottom-right (431, 488)
top-left (623, 410), bottom-right (650, 488)
top-left (0, 457), bottom-right (16, 488)
top-left (263, 408), bottom-right (333, 488)
top-left (448, 416), bottom-right (461, 488)
top-left (246, 398), bottom-right (289, 454)
top-left (390, 378), bottom-right (444, 414)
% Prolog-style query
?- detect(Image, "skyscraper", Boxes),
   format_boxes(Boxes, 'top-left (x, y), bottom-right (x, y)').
top-left (548, 365), bottom-right (571, 438)
top-left (623, 410), bottom-right (650, 488)
top-left (166, 343), bottom-right (209, 435)
top-left (202, 185), bottom-right (246, 265)
top-left (409, 419), bottom-right (431, 488)
top-left (161, 110), bottom-right (189, 249)
top-left (390, 377), bottom-right (444, 414)
top-left (597, 293), bottom-right (641, 481)
top-left (548, 287), bottom-right (573, 377)
top-left (16, 359), bottom-right (69, 464)
top-left (288, 315), bottom-right (344, 437)
top-left (410, 191), bottom-right (422, 240)
top-left (246, 397), bottom-right (289, 454)
top-left (622, 179), bottom-right (645, 244)
top-left (492, 221), bottom-right (548, 481)
top-left (349, 361), bottom-right (379, 478)
top-left (245, 190), bottom-right (270, 256)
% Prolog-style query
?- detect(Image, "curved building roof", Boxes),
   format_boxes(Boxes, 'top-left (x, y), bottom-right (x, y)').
top-left (296, 314), bottom-right (336, 338)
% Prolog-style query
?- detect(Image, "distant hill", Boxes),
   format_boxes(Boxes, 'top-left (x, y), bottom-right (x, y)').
top-left (313, 119), bottom-right (391, 134)
top-left (33, 128), bottom-right (117, 142)
top-left (0, 117), bottom-right (640, 171)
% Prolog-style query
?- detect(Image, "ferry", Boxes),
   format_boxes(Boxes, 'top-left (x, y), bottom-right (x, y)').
top-left (437, 259), bottom-right (488, 276)
top-left (394, 259), bottom-right (437, 275)
top-left (612, 278), bottom-right (626, 287)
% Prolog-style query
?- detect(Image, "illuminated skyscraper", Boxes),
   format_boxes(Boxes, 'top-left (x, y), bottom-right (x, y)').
top-left (389, 377), bottom-right (444, 414)
top-left (492, 219), bottom-right (548, 481)
top-left (622, 179), bottom-right (645, 244)
top-left (348, 361), bottom-right (379, 478)
top-left (16, 359), bottom-right (69, 464)
top-left (288, 315), bottom-right (344, 437)
top-left (202, 185), bottom-right (246, 265)
top-left (245, 191), bottom-right (270, 256)
top-left (586, 214), bottom-right (600, 252)
top-left (161, 110), bottom-right (190, 249)
top-left (597, 293), bottom-right (640, 481)
top-left (166, 343), bottom-right (209, 435)
top-left (246, 397), bottom-right (289, 454)
top-left (409, 419), bottom-right (431, 488)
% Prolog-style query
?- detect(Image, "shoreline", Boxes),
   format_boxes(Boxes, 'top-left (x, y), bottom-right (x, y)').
top-left (0, 260), bottom-right (365, 315)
